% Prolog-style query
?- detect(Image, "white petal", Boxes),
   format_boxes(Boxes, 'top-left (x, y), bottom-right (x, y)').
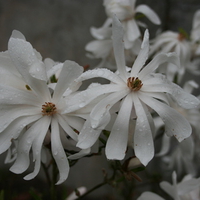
top-left (90, 89), bottom-right (129, 128)
top-left (135, 5), bottom-right (161, 25)
top-left (24, 118), bottom-right (50, 180)
top-left (57, 114), bottom-right (78, 141)
top-left (177, 176), bottom-right (200, 196)
top-left (112, 15), bottom-right (127, 80)
top-left (137, 192), bottom-right (165, 200)
top-left (61, 115), bottom-right (85, 132)
top-left (140, 94), bottom-right (192, 142)
top-left (64, 84), bottom-right (122, 113)
top-left (0, 115), bottom-right (41, 154)
top-left (68, 148), bottom-right (91, 160)
top-left (8, 32), bottom-right (50, 100)
top-left (156, 134), bottom-right (171, 156)
top-left (126, 19), bottom-right (141, 42)
top-left (131, 30), bottom-right (149, 76)
top-left (85, 40), bottom-right (112, 58)
top-left (0, 84), bottom-right (41, 106)
top-left (0, 106), bottom-right (40, 132)
top-left (53, 60), bottom-right (83, 102)
top-left (106, 94), bottom-right (133, 160)
top-left (51, 117), bottom-right (70, 184)
top-left (77, 118), bottom-right (103, 149)
top-left (73, 68), bottom-right (124, 86)
top-left (142, 79), bottom-right (200, 109)
top-left (10, 117), bottom-right (50, 174)
top-left (8, 31), bottom-right (47, 81)
top-left (139, 52), bottom-right (180, 80)
top-left (132, 94), bottom-right (154, 166)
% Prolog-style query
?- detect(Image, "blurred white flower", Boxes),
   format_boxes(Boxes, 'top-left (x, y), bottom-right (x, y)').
top-left (160, 172), bottom-right (200, 200)
top-left (103, 0), bottom-right (161, 49)
top-left (64, 16), bottom-right (200, 166)
top-left (0, 30), bottom-right (86, 184)
top-left (137, 172), bottom-right (200, 200)
top-left (149, 30), bottom-right (192, 82)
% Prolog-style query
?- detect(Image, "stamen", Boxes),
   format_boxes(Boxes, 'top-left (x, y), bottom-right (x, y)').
top-left (127, 77), bottom-right (143, 91)
top-left (178, 33), bottom-right (186, 41)
top-left (25, 85), bottom-right (31, 90)
top-left (42, 102), bottom-right (57, 116)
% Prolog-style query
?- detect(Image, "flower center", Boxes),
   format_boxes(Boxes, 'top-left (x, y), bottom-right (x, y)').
top-left (178, 33), bottom-right (186, 41)
top-left (127, 77), bottom-right (143, 91)
top-left (42, 102), bottom-right (57, 116)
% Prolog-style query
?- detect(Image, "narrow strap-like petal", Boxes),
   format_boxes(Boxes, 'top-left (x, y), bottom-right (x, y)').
top-left (90, 89), bottom-right (129, 129)
top-left (131, 30), bottom-right (149, 76)
top-left (77, 117), bottom-right (104, 149)
top-left (140, 94), bottom-right (192, 142)
top-left (24, 117), bottom-right (51, 180)
top-left (135, 5), bottom-right (161, 25)
top-left (53, 60), bottom-right (83, 102)
top-left (139, 52), bottom-right (180, 80)
top-left (132, 94), bottom-right (154, 166)
top-left (10, 117), bottom-right (50, 174)
top-left (0, 115), bottom-right (41, 154)
top-left (64, 83), bottom-right (121, 113)
top-left (105, 94), bottom-right (133, 160)
top-left (51, 117), bottom-right (70, 184)
top-left (112, 15), bottom-right (127, 80)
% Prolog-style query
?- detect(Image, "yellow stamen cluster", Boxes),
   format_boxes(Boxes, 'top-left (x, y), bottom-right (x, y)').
top-left (127, 77), bottom-right (143, 91)
top-left (42, 102), bottom-right (57, 116)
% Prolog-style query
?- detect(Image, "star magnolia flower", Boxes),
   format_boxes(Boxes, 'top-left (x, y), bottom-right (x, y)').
top-left (137, 172), bottom-right (200, 200)
top-left (149, 30), bottom-right (193, 82)
top-left (0, 30), bottom-right (86, 184)
top-left (64, 16), bottom-right (200, 166)
top-left (103, 0), bottom-right (161, 49)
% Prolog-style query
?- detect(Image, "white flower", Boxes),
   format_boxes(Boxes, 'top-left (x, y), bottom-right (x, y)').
top-left (103, 0), bottom-right (161, 49)
top-left (0, 30), bottom-right (85, 184)
top-left (137, 172), bottom-right (200, 200)
top-left (160, 172), bottom-right (200, 200)
top-left (64, 16), bottom-right (200, 166)
top-left (149, 31), bottom-right (192, 82)
top-left (85, 18), bottom-right (140, 70)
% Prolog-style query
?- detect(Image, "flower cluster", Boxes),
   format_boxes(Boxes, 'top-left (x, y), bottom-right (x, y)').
top-left (0, 0), bottom-right (200, 199)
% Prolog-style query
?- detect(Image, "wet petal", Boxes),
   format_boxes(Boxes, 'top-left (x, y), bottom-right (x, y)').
top-left (131, 30), bottom-right (149, 76)
top-left (53, 60), bottom-right (83, 102)
top-left (77, 118), bottom-right (103, 149)
top-left (8, 30), bottom-right (50, 100)
top-left (0, 115), bottom-right (41, 154)
top-left (106, 94), bottom-right (133, 160)
top-left (140, 94), bottom-right (192, 142)
top-left (73, 68), bottom-right (124, 86)
top-left (51, 117), bottom-right (70, 184)
top-left (57, 114), bottom-right (78, 141)
top-left (139, 52), bottom-right (180, 80)
top-left (90, 89), bottom-right (129, 128)
top-left (10, 117), bottom-right (50, 174)
top-left (0, 84), bottom-right (41, 106)
top-left (24, 117), bottom-right (50, 180)
top-left (112, 15), bottom-right (127, 80)
top-left (64, 84), bottom-right (122, 113)
top-left (68, 148), bottom-right (91, 160)
top-left (132, 94), bottom-right (154, 166)
top-left (0, 105), bottom-right (40, 132)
